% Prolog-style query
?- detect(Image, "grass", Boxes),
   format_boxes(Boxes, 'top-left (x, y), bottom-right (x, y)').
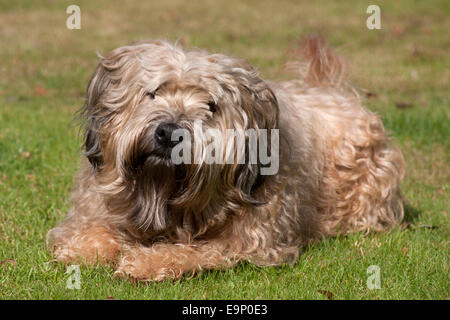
top-left (0, 0), bottom-right (448, 299)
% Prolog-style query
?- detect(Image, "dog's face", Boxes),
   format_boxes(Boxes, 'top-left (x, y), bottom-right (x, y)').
top-left (82, 41), bottom-right (278, 234)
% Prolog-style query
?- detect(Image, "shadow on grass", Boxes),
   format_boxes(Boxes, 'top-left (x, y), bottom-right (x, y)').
top-left (111, 202), bottom-right (423, 286)
top-left (403, 202), bottom-right (421, 224)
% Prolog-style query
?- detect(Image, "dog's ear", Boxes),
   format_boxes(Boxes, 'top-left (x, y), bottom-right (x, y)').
top-left (246, 81), bottom-right (279, 131)
top-left (82, 61), bottom-right (113, 171)
top-left (84, 114), bottom-right (104, 171)
top-left (229, 64), bottom-right (279, 197)
top-left (227, 61), bottom-right (279, 131)
top-left (82, 46), bottom-right (137, 170)
top-left (82, 43), bottom-right (169, 171)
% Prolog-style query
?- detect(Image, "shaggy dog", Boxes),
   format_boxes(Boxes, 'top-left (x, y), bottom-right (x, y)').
top-left (47, 37), bottom-right (404, 281)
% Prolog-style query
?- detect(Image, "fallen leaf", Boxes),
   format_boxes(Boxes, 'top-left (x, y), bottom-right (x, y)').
top-left (318, 290), bottom-right (334, 300)
top-left (20, 151), bottom-right (31, 159)
top-left (365, 91), bottom-right (377, 99)
top-left (26, 174), bottom-right (37, 182)
top-left (392, 25), bottom-right (405, 37)
top-left (1, 259), bottom-right (17, 267)
top-left (35, 86), bottom-right (49, 97)
top-left (105, 296), bottom-right (116, 300)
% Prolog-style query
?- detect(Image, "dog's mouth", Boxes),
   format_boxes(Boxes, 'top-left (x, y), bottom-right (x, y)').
top-left (150, 147), bottom-right (173, 161)
top-left (134, 150), bottom-right (187, 180)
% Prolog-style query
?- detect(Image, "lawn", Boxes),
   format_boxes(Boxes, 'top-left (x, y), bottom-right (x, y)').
top-left (0, 0), bottom-right (448, 299)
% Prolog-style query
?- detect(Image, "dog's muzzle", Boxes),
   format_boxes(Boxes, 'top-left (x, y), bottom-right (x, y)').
top-left (154, 123), bottom-right (183, 149)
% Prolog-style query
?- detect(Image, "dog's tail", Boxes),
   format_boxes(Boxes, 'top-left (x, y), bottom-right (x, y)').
top-left (288, 35), bottom-right (348, 88)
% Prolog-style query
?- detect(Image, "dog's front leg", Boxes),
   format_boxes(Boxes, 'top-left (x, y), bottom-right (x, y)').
top-left (47, 223), bottom-right (123, 265)
top-left (115, 242), bottom-right (236, 281)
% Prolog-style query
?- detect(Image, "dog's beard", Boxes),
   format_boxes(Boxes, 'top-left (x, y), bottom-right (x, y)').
top-left (108, 125), bottom-right (196, 236)
top-left (106, 160), bottom-right (175, 235)
top-left (102, 118), bottom-right (266, 239)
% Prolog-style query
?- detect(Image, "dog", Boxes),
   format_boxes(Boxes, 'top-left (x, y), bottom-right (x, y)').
top-left (46, 37), bottom-right (405, 281)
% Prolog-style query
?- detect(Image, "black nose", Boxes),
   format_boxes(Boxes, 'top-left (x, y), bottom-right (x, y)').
top-left (155, 123), bottom-right (182, 148)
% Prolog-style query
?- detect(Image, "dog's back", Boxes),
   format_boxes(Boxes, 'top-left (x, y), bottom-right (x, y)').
top-left (273, 37), bottom-right (405, 236)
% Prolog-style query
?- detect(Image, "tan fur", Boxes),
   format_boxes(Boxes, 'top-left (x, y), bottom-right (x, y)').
top-left (47, 37), bottom-right (404, 281)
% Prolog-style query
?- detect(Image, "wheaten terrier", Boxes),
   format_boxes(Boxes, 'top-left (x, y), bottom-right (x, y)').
top-left (47, 37), bottom-right (404, 281)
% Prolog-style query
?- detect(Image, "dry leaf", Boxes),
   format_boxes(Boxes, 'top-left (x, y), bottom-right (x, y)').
top-left (365, 91), bottom-right (377, 99)
top-left (392, 25), bottom-right (405, 37)
top-left (35, 86), bottom-right (49, 97)
top-left (26, 174), bottom-right (37, 182)
top-left (1, 259), bottom-right (17, 267)
top-left (318, 290), bottom-right (334, 300)
top-left (20, 151), bottom-right (31, 159)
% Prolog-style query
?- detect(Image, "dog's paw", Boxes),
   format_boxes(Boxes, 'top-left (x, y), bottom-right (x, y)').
top-left (114, 254), bottom-right (183, 282)
top-left (51, 245), bottom-right (77, 263)
top-left (46, 227), bottom-right (121, 265)
top-left (49, 243), bottom-right (98, 265)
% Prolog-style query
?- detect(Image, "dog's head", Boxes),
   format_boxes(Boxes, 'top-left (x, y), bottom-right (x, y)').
top-left (82, 40), bottom-right (279, 235)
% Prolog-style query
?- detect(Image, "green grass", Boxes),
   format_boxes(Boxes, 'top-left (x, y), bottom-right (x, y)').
top-left (0, 0), bottom-right (448, 299)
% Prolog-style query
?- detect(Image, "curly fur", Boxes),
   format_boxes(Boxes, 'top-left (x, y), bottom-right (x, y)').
top-left (47, 37), bottom-right (404, 281)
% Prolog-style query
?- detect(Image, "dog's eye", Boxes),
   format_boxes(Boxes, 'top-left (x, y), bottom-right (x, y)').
top-left (146, 89), bottom-right (158, 100)
top-left (207, 101), bottom-right (217, 113)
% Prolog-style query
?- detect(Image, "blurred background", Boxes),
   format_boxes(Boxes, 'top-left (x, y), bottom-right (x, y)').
top-left (1, 0), bottom-right (448, 104)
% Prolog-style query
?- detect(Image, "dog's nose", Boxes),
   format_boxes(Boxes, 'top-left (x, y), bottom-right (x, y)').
top-left (155, 123), bottom-right (182, 148)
